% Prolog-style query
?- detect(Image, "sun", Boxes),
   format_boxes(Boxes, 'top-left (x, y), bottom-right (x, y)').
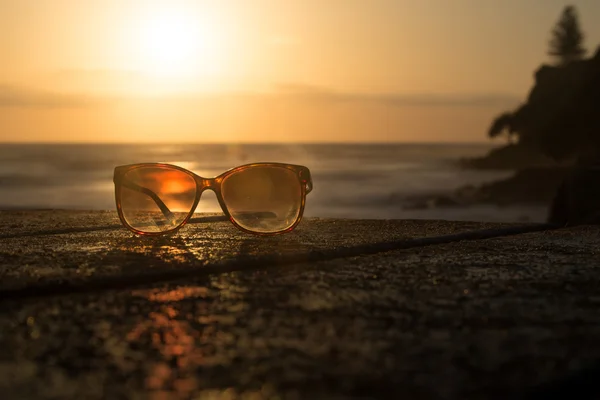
top-left (134, 9), bottom-right (224, 79)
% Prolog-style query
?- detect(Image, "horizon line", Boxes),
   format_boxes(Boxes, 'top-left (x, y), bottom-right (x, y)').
top-left (0, 140), bottom-right (499, 145)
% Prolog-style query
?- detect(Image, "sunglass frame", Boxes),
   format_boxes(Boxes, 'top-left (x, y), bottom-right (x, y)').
top-left (113, 162), bottom-right (313, 236)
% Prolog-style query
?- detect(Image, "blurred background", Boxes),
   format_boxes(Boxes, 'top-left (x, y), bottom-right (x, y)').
top-left (1, 0), bottom-right (599, 222)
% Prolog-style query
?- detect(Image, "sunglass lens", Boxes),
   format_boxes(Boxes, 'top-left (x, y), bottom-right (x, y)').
top-left (118, 166), bottom-right (197, 233)
top-left (221, 166), bottom-right (303, 233)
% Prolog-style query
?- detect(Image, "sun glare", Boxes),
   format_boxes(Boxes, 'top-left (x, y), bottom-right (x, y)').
top-left (134, 9), bottom-right (224, 79)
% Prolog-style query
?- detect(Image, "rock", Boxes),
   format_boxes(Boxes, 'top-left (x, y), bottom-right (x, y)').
top-left (547, 162), bottom-right (600, 226)
top-left (403, 167), bottom-right (570, 211)
top-left (459, 144), bottom-right (554, 170)
top-left (476, 167), bottom-right (569, 205)
top-left (463, 45), bottom-right (600, 168)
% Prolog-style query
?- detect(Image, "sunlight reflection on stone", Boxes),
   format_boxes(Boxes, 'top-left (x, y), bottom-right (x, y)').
top-left (133, 287), bottom-right (209, 302)
top-left (115, 238), bottom-right (211, 264)
top-left (210, 273), bottom-right (250, 299)
top-left (125, 280), bottom-right (253, 396)
top-left (126, 306), bottom-right (200, 395)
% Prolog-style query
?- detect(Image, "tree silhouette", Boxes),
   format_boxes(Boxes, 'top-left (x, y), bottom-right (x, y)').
top-left (548, 5), bottom-right (586, 65)
top-left (488, 112), bottom-right (517, 143)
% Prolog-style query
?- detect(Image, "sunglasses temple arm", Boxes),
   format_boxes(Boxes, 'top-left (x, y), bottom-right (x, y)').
top-left (120, 179), bottom-right (176, 223)
top-left (303, 173), bottom-right (313, 194)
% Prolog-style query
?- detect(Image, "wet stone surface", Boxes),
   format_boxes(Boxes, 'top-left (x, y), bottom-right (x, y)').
top-left (0, 210), bottom-right (514, 294)
top-left (1, 211), bottom-right (600, 399)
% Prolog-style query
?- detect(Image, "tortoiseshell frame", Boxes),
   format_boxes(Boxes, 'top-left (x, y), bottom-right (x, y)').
top-left (113, 162), bottom-right (313, 236)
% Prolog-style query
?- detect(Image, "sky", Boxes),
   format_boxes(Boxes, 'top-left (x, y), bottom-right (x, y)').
top-left (1, 0), bottom-right (599, 143)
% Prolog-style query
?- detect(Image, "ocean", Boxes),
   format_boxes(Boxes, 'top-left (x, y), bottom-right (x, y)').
top-left (0, 143), bottom-right (548, 223)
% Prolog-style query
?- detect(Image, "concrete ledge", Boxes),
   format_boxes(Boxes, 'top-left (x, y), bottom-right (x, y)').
top-left (0, 211), bottom-right (598, 399)
top-left (0, 210), bottom-right (541, 296)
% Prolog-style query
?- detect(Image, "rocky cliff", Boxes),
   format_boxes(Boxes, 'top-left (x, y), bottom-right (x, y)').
top-left (505, 46), bottom-right (600, 160)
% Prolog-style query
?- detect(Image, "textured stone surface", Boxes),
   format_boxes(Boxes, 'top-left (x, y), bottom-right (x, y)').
top-left (1, 211), bottom-right (599, 399)
top-left (0, 210), bottom-right (523, 296)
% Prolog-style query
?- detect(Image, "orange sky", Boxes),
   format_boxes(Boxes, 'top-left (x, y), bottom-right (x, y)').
top-left (1, 0), bottom-right (599, 143)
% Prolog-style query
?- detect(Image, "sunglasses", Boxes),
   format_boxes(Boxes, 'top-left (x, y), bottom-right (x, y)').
top-left (113, 162), bottom-right (313, 236)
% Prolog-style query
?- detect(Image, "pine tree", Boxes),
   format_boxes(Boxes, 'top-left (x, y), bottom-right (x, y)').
top-left (548, 6), bottom-right (586, 65)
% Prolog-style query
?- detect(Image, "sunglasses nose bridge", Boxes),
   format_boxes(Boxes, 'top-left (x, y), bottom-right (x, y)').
top-left (196, 177), bottom-right (218, 194)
